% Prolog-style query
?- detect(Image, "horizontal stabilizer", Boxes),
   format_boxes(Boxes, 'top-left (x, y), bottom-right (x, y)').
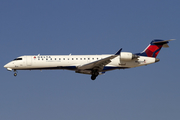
top-left (153, 39), bottom-right (175, 44)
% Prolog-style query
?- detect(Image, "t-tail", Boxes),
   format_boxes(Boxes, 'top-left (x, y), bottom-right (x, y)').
top-left (136, 39), bottom-right (174, 58)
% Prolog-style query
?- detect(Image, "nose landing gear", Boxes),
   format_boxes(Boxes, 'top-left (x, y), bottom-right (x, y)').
top-left (14, 73), bottom-right (17, 76)
top-left (13, 70), bottom-right (17, 76)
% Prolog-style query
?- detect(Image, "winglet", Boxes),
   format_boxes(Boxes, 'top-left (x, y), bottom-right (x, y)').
top-left (115, 48), bottom-right (122, 55)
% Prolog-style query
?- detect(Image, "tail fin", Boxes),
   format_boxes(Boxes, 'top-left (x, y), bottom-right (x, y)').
top-left (136, 39), bottom-right (174, 58)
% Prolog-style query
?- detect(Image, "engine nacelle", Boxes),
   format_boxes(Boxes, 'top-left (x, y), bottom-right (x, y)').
top-left (120, 52), bottom-right (139, 61)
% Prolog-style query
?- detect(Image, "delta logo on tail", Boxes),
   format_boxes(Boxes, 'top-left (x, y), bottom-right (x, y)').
top-left (136, 39), bottom-right (174, 58)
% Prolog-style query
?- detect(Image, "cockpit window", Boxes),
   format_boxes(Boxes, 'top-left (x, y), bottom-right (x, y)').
top-left (13, 58), bottom-right (22, 61)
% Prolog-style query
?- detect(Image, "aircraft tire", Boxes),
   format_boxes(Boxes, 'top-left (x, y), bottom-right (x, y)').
top-left (14, 73), bottom-right (17, 76)
top-left (91, 75), bottom-right (96, 80)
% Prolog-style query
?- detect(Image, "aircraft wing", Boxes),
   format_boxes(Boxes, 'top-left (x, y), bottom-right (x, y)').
top-left (77, 48), bottom-right (122, 71)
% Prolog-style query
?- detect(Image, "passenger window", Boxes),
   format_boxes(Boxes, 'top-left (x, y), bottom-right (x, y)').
top-left (80, 58), bottom-right (82, 60)
top-left (76, 58), bottom-right (78, 60)
top-left (63, 58), bottom-right (65, 60)
top-left (84, 58), bottom-right (86, 60)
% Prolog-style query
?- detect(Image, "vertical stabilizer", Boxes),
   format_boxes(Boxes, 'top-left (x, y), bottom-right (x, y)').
top-left (136, 39), bottom-right (174, 58)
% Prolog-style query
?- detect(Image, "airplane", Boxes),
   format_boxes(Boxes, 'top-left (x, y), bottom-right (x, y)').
top-left (4, 39), bottom-right (174, 80)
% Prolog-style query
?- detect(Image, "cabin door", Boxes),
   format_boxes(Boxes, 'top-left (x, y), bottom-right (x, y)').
top-left (26, 56), bottom-right (32, 66)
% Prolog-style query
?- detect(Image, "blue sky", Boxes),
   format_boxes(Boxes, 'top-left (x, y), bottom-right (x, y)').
top-left (1, 0), bottom-right (180, 120)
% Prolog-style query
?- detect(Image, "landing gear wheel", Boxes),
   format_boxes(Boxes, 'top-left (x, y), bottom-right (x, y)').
top-left (91, 69), bottom-right (99, 80)
top-left (14, 73), bottom-right (17, 76)
top-left (91, 75), bottom-right (96, 80)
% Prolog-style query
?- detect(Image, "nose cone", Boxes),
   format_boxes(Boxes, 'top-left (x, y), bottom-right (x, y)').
top-left (155, 58), bottom-right (160, 62)
top-left (4, 63), bottom-right (13, 71)
top-left (4, 63), bottom-right (9, 68)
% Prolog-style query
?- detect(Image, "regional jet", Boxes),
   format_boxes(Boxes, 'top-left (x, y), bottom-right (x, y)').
top-left (4, 39), bottom-right (174, 80)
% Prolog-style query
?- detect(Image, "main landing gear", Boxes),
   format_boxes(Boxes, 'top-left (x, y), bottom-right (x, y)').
top-left (91, 69), bottom-right (99, 80)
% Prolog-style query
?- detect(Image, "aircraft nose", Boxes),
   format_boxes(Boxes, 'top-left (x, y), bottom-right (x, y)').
top-left (4, 64), bottom-right (8, 68)
top-left (4, 62), bottom-right (13, 71)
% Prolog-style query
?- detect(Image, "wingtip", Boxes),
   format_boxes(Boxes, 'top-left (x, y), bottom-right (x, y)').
top-left (115, 48), bottom-right (122, 55)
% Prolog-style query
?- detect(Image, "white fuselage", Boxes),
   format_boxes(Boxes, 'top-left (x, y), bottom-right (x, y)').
top-left (4, 53), bottom-right (157, 73)
top-left (4, 39), bottom-right (172, 80)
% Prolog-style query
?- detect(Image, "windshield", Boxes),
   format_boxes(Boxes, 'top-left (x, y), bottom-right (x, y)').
top-left (13, 58), bottom-right (22, 61)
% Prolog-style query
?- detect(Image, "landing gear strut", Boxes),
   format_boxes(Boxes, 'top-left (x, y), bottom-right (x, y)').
top-left (91, 69), bottom-right (99, 80)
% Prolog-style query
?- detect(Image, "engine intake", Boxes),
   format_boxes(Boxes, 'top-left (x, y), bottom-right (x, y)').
top-left (120, 52), bottom-right (139, 61)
